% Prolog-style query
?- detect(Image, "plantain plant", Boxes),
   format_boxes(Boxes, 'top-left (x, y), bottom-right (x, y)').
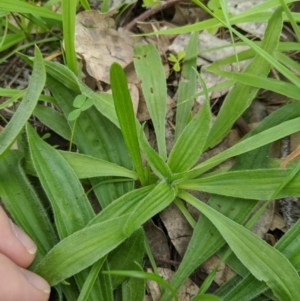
top-left (1, 4), bottom-right (300, 301)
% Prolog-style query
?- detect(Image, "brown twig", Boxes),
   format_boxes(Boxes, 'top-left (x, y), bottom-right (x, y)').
top-left (125, 0), bottom-right (182, 32)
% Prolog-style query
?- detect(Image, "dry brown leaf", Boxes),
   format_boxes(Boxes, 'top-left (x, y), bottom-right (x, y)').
top-left (160, 203), bottom-right (193, 257)
top-left (75, 10), bottom-right (140, 83)
top-left (201, 255), bottom-right (236, 286)
top-left (144, 220), bottom-right (170, 264)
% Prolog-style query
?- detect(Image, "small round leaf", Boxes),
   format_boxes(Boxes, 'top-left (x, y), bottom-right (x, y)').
top-left (73, 94), bottom-right (86, 108)
top-left (68, 109), bottom-right (81, 121)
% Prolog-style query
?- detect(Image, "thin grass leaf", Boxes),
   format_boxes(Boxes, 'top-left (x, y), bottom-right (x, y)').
top-left (204, 6), bottom-right (282, 148)
top-left (134, 43), bottom-right (167, 160)
top-left (0, 46), bottom-right (45, 158)
top-left (104, 270), bottom-right (178, 301)
top-left (175, 31), bottom-right (199, 140)
top-left (206, 69), bottom-right (300, 100)
top-left (110, 62), bottom-right (145, 186)
top-left (180, 191), bottom-right (300, 301)
top-left (279, 0), bottom-right (300, 42)
top-left (168, 99), bottom-right (210, 173)
top-left (77, 256), bottom-right (107, 301)
top-left (61, 0), bottom-right (78, 74)
top-left (0, 0), bottom-right (61, 21)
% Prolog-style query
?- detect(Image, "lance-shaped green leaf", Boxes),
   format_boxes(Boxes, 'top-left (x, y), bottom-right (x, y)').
top-left (34, 214), bottom-right (131, 286)
top-left (168, 99), bottom-right (210, 173)
top-left (217, 214), bottom-right (300, 300)
top-left (179, 191), bottom-right (300, 301)
top-left (124, 181), bottom-right (176, 236)
top-left (0, 150), bottom-right (57, 264)
top-left (160, 101), bottom-right (300, 301)
top-left (179, 168), bottom-right (300, 200)
top-left (33, 105), bottom-right (71, 140)
top-left (27, 123), bottom-right (95, 237)
top-left (205, 7), bottom-right (282, 148)
top-left (175, 31), bottom-right (199, 140)
top-left (0, 46), bottom-right (45, 158)
top-left (46, 75), bottom-right (132, 208)
top-left (134, 43), bottom-right (167, 160)
top-left (87, 185), bottom-right (155, 226)
top-left (138, 127), bottom-right (172, 181)
top-left (110, 62), bottom-right (145, 186)
top-left (59, 151), bottom-right (137, 179)
top-left (176, 116), bottom-right (300, 181)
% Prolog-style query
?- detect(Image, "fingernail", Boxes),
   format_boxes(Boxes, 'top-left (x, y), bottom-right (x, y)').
top-left (21, 268), bottom-right (51, 294)
top-left (10, 220), bottom-right (37, 255)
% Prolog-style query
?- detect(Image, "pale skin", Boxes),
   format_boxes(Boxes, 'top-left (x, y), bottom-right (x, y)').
top-left (0, 206), bottom-right (50, 301)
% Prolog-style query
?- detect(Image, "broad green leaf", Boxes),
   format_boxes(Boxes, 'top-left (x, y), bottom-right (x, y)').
top-left (33, 105), bottom-right (71, 140)
top-left (175, 31), bottom-right (198, 140)
top-left (205, 7), bottom-right (282, 148)
top-left (59, 151), bottom-right (137, 179)
top-left (34, 214), bottom-right (131, 286)
top-left (0, 150), bottom-right (57, 265)
top-left (180, 191), bottom-right (300, 301)
top-left (0, 0), bottom-right (61, 21)
top-left (77, 257), bottom-right (107, 301)
top-left (46, 75), bottom-right (133, 208)
top-left (179, 168), bottom-right (300, 200)
top-left (110, 62), bottom-right (145, 186)
top-left (0, 46), bottom-right (45, 158)
top-left (134, 43), bottom-right (167, 160)
top-left (168, 99), bottom-right (210, 173)
top-left (138, 127), bottom-right (172, 181)
top-left (96, 260), bottom-right (114, 301)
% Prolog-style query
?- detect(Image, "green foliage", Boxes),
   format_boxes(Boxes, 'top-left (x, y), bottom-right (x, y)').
top-left (2, 2), bottom-right (300, 301)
